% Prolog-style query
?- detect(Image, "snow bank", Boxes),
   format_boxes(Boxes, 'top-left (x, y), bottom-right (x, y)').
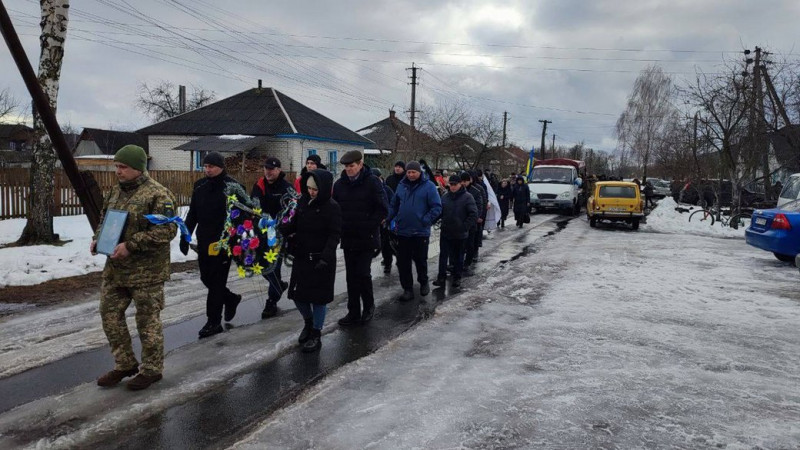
top-left (642, 197), bottom-right (745, 239)
top-left (0, 208), bottom-right (196, 288)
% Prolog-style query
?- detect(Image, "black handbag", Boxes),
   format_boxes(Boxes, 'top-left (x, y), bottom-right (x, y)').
top-left (523, 213), bottom-right (531, 224)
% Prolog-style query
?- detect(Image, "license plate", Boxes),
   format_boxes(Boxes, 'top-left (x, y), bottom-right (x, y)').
top-left (755, 217), bottom-right (767, 226)
top-left (608, 207), bottom-right (626, 212)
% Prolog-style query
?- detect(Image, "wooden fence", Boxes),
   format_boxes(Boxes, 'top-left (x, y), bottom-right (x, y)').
top-left (0, 168), bottom-right (266, 220)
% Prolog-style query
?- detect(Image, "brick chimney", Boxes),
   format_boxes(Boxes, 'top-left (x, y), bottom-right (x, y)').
top-left (389, 109), bottom-right (396, 119)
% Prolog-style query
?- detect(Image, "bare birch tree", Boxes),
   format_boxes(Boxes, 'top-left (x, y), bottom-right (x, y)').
top-left (136, 81), bottom-right (216, 122)
top-left (17, 0), bottom-right (70, 245)
top-left (615, 65), bottom-right (677, 182)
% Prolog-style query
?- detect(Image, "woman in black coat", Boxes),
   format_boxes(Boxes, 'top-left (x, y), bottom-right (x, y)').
top-left (496, 179), bottom-right (513, 228)
top-left (280, 169), bottom-right (341, 352)
top-left (512, 176), bottom-right (531, 228)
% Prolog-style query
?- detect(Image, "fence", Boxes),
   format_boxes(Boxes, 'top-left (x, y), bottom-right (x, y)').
top-left (0, 168), bottom-right (267, 220)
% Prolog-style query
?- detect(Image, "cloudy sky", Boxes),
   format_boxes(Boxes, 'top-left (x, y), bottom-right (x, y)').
top-left (1, 0), bottom-right (798, 152)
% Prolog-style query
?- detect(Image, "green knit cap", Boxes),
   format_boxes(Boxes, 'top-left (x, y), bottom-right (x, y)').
top-left (114, 145), bottom-right (147, 172)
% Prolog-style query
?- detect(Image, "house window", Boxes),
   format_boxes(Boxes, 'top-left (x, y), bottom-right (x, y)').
top-left (9, 142), bottom-right (16, 151)
top-left (194, 151), bottom-right (208, 171)
top-left (308, 149), bottom-right (317, 156)
top-left (328, 150), bottom-right (338, 170)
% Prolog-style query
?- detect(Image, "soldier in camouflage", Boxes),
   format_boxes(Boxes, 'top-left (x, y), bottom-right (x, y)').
top-left (90, 145), bottom-right (177, 391)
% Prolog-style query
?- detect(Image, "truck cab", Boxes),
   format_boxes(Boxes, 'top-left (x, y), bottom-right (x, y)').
top-left (528, 159), bottom-right (584, 215)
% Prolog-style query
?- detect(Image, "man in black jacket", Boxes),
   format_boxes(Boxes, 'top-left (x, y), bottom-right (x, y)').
top-left (332, 150), bottom-right (388, 326)
top-left (461, 171), bottom-right (484, 270)
top-left (433, 175), bottom-right (478, 288)
top-left (181, 152), bottom-right (244, 338)
top-left (251, 157), bottom-right (293, 318)
top-left (385, 161), bottom-right (405, 192)
top-left (372, 168), bottom-right (396, 274)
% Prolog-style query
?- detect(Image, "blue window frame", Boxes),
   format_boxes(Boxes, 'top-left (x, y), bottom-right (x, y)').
top-left (194, 151), bottom-right (208, 171)
top-left (308, 149), bottom-right (317, 156)
top-left (328, 150), bottom-right (338, 169)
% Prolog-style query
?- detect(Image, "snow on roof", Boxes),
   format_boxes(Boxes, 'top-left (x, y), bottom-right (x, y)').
top-left (219, 134), bottom-right (256, 140)
top-left (74, 154), bottom-right (115, 159)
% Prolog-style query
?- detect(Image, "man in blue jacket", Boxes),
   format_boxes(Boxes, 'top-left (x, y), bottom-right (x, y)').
top-left (387, 161), bottom-right (442, 301)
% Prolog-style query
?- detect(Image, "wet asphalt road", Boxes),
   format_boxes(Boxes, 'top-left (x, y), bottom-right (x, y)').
top-left (0, 214), bottom-right (572, 448)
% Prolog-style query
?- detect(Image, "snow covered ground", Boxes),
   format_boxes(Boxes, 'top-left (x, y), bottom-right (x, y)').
top-left (1, 202), bottom-right (799, 448)
top-left (0, 208), bottom-right (196, 288)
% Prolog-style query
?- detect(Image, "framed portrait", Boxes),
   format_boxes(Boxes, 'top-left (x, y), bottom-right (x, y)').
top-left (96, 209), bottom-right (129, 256)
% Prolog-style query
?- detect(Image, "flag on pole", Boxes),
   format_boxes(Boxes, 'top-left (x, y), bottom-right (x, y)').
top-left (525, 146), bottom-right (536, 182)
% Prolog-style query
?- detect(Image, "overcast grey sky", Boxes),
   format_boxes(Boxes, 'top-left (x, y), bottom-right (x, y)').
top-left (1, 0), bottom-right (798, 152)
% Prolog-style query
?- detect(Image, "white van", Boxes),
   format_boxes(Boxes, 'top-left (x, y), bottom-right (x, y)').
top-left (777, 173), bottom-right (800, 208)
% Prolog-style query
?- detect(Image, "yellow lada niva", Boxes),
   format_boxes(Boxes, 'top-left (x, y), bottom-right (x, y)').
top-left (587, 181), bottom-right (644, 230)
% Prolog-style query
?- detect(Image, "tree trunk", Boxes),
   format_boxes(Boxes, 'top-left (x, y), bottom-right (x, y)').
top-left (17, 0), bottom-right (69, 246)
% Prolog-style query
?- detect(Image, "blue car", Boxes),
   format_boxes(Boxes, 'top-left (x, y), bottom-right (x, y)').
top-left (745, 199), bottom-right (800, 262)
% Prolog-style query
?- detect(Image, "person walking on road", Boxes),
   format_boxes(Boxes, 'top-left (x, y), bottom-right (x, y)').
top-left (280, 169), bottom-right (341, 353)
top-left (251, 157), bottom-right (293, 319)
top-left (91, 145), bottom-right (177, 391)
top-left (181, 152), bottom-right (245, 339)
top-left (433, 175), bottom-right (477, 288)
top-left (512, 175), bottom-right (531, 228)
top-left (385, 161), bottom-right (405, 192)
top-left (293, 154), bottom-right (326, 193)
top-left (372, 168), bottom-right (396, 274)
top-left (461, 171), bottom-right (484, 269)
top-left (387, 161), bottom-right (443, 301)
top-left (332, 151), bottom-right (388, 326)
top-left (496, 179), bottom-right (512, 228)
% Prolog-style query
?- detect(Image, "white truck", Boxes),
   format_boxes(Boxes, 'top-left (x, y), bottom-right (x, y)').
top-left (528, 158), bottom-right (585, 215)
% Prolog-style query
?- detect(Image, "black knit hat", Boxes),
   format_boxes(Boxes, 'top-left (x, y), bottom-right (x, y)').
top-left (448, 174), bottom-right (461, 184)
top-left (306, 154), bottom-right (322, 166)
top-left (405, 161), bottom-right (422, 172)
top-left (459, 171), bottom-right (472, 181)
top-left (394, 160), bottom-right (406, 169)
top-left (202, 151), bottom-right (225, 168)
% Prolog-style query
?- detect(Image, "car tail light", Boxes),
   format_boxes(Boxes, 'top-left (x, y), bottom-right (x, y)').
top-left (772, 213), bottom-right (792, 230)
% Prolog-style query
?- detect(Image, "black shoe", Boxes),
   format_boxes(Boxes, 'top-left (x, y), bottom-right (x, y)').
top-left (224, 293), bottom-right (242, 322)
top-left (361, 306), bottom-right (375, 323)
top-left (462, 268), bottom-right (474, 277)
top-left (298, 319), bottom-right (313, 344)
top-left (280, 281), bottom-right (288, 292)
top-left (198, 321), bottom-right (224, 339)
top-left (398, 290), bottom-right (414, 302)
top-left (338, 313), bottom-right (361, 327)
top-left (432, 278), bottom-right (446, 287)
top-left (419, 282), bottom-right (430, 296)
top-left (261, 302), bottom-right (278, 319)
top-left (452, 277), bottom-right (461, 288)
top-left (302, 329), bottom-right (321, 353)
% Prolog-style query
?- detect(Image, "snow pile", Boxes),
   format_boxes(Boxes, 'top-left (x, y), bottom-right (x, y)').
top-left (0, 208), bottom-right (196, 288)
top-left (642, 197), bottom-right (745, 238)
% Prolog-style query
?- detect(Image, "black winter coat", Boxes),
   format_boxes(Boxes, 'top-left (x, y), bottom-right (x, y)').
top-left (251, 172), bottom-right (294, 217)
top-left (473, 182), bottom-right (488, 220)
top-left (512, 180), bottom-right (531, 217)
top-left (280, 170), bottom-right (341, 304)
top-left (332, 165), bottom-right (388, 251)
top-left (385, 172), bottom-right (404, 193)
top-left (440, 186), bottom-right (478, 240)
top-left (496, 184), bottom-right (513, 219)
top-left (184, 172), bottom-right (243, 249)
top-left (466, 185), bottom-right (484, 229)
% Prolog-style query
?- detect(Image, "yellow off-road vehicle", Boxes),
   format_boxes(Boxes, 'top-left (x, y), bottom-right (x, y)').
top-left (587, 181), bottom-right (644, 230)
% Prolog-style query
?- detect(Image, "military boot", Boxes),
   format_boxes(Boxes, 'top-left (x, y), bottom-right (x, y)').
top-left (97, 366), bottom-right (138, 387)
top-left (127, 372), bottom-right (163, 391)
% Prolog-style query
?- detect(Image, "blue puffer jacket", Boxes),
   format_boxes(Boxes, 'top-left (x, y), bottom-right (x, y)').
top-left (387, 175), bottom-right (442, 237)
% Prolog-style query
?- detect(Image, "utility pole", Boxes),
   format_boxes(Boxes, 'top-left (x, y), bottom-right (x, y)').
top-left (502, 111), bottom-right (508, 148)
top-left (751, 47), bottom-right (771, 201)
top-left (551, 133), bottom-right (556, 156)
top-left (538, 119), bottom-right (551, 159)
top-left (179, 85), bottom-right (186, 114)
top-left (407, 63), bottom-right (419, 129)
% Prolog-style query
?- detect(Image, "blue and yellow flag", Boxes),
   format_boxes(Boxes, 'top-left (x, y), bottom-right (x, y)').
top-left (525, 146), bottom-right (536, 182)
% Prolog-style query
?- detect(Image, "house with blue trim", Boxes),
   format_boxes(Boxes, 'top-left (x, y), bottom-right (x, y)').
top-left (137, 82), bottom-right (373, 174)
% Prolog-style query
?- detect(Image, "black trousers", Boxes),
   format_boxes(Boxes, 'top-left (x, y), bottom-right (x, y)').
top-left (380, 228), bottom-right (394, 268)
top-left (437, 237), bottom-right (466, 280)
top-left (464, 228), bottom-right (477, 266)
top-left (396, 235), bottom-right (429, 290)
top-left (198, 251), bottom-right (237, 324)
top-left (344, 249), bottom-right (375, 317)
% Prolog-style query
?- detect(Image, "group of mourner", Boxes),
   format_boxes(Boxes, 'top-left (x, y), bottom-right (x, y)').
top-left (89, 144), bottom-right (534, 390)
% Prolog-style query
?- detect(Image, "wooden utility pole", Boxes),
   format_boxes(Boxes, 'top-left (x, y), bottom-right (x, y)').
top-left (0, 0), bottom-right (102, 232)
top-left (502, 111), bottom-right (507, 148)
top-left (407, 63), bottom-right (419, 129)
top-left (752, 47), bottom-right (771, 200)
top-left (551, 133), bottom-right (556, 156)
top-left (538, 119), bottom-right (551, 159)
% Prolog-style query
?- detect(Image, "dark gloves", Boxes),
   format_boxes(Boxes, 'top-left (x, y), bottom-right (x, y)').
top-left (314, 259), bottom-right (329, 271)
top-left (179, 239), bottom-right (189, 256)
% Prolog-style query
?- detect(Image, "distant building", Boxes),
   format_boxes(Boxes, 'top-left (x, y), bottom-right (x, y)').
top-left (0, 124), bottom-right (34, 167)
top-left (137, 83), bottom-right (373, 175)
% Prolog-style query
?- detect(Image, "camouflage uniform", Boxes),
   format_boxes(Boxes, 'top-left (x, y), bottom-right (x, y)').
top-left (94, 174), bottom-right (177, 376)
